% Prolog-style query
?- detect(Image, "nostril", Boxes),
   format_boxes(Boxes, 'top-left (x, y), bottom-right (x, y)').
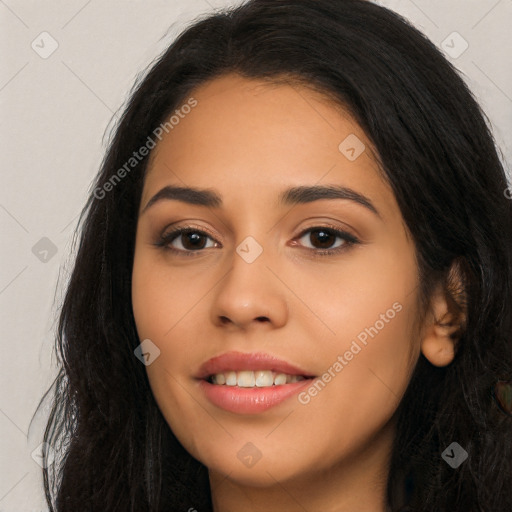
top-left (217, 315), bottom-right (270, 326)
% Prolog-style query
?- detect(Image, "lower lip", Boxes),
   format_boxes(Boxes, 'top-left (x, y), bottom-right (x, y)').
top-left (198, 378), bottom-right (315, 414)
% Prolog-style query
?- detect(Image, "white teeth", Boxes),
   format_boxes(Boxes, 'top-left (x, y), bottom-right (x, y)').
top-left (255, 370), bottom-right (274, 387)
top-left (210, 370), bottom-right (306, 387)
top-left (215, 372), bottom-right (226, 385)
top-left (225, 371), bottom-right (237, 386)
top-left (274, 373), bottom-right (287, 385)
top-left (237, 370), bottom-right (255, 387)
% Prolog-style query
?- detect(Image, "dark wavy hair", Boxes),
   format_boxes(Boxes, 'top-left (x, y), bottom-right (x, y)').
top-left (39, 0), bottom-right (512, 510)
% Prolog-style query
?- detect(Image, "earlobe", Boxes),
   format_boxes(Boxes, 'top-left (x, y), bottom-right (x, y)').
top-left (420, 318), bottom-right (458, 367)
top-left (420, 261), bottom-right (468, 368)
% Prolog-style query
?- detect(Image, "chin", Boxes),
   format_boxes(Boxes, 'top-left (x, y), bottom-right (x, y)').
top-left (194, 439), bottom-right (306, 484)
top-left (208, 459), bottom-right (304, 488)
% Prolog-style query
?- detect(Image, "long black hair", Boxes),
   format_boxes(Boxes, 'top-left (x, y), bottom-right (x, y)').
top-left (40, 0), bottom-right (512, 510)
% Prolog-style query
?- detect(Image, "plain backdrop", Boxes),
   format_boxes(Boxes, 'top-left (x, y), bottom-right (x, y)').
top-left (1, 0), bottom-right (511, 510)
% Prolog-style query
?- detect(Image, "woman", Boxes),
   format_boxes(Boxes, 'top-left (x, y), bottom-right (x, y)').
top-left (41, 0), bottom-right (512, 510)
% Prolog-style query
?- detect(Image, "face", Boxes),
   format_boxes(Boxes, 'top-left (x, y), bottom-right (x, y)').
top-left (132, 73), bottom-right (423, 489)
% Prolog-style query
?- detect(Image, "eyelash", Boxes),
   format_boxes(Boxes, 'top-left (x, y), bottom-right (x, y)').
top-left (154, 223), bottom-right (360, 258)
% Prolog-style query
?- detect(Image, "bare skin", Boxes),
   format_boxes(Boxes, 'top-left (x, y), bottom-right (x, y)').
top-left (131, 73), bottom-right (457, 512)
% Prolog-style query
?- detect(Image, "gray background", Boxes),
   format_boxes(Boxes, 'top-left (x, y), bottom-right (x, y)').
top-left (1, 0), bottom-right (511, 510)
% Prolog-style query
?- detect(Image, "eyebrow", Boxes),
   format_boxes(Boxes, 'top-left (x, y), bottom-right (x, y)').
top-left (141, 184), bottom-right (380, 217)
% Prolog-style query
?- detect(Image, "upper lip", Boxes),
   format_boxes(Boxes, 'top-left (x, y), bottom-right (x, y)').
top-left (196, 351), bottom-right (316, 379)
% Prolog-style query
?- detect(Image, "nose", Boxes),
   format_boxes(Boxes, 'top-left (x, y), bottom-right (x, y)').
top-left (210, 247), bottom-right (289, 331)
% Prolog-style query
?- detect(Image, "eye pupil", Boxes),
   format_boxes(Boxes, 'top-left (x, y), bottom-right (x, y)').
top-left (311, 229), bottom-right (335, 248)
top-left (182, 231), bottom-right (207, 250)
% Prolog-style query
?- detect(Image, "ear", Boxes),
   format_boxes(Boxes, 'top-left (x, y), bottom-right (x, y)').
top-left (420, 260), bottom-right (467, 367)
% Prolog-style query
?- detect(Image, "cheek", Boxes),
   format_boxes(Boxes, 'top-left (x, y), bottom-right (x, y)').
top-left (322, 235), bottom-right (419, 349)
top-left (131, 249), bottom-right (213, 433)
top-left (294, 247), bottom-right (420, 427)
top-left (131, 248), bottom-right (207, 340)
top-left (132, 248), bottom-right (156, 337)
top-left (291, 303), bottom-right (420, 471)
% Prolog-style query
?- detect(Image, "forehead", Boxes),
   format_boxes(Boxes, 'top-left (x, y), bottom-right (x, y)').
top-left (142, 73), bottom-right (393, 215)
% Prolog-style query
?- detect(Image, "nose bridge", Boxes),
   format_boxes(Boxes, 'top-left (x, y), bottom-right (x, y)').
top-left (211, 229), bottom-right (288, 329)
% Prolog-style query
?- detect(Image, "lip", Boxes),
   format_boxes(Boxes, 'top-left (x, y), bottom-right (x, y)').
top-left (198, 378), bottom-right (314, 414)
top-left (195, 351), bottom-right (315, 380)
top-left (195, 351), bottom-right (316, 415)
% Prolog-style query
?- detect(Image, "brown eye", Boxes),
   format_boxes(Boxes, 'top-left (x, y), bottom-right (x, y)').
top-left (296, 227), bottom-right (358, 253)
top-left (172, 229), bottom-right (210, 250)
top-left (301, 228), bottom-right (339, 249)
top-left (157, 227), bottom-right (218, 255)
top-left (155, 224), bottom-right (359, 258)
